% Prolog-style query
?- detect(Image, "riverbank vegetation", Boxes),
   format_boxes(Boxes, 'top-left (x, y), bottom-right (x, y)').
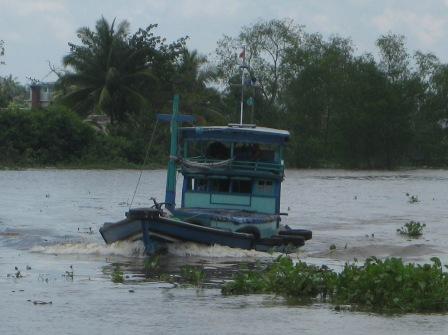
top-left (0, 106), bottom-right (166, 168)
top-left (222, 256), bottom-right (448, 313)
top-left (1, 17), bottom-right (447, 169)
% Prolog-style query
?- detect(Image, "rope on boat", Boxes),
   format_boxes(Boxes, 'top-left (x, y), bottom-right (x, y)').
top-left (129, 118), bottom-right (159, 210)
top-left (180, 158), bottom-right (233, 170)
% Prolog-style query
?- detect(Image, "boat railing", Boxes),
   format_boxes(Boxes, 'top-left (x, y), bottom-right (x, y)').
top-left (183, 157), bottom-right (284, 175)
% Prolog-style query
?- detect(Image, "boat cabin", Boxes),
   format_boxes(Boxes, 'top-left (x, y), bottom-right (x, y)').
top-left (179, 125), bottom-right (289, 215)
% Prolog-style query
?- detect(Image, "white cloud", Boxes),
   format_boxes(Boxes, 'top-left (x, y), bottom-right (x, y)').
top-left (309, 14), bottom-right (342, 34)
top-left (372, 8), bottom-right (447, 46)
top-left (0, 0), bottom-right (67, 15)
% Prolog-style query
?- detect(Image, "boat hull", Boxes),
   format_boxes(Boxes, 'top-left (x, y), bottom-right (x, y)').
top-left (99, 208), bottom-right (310, 254)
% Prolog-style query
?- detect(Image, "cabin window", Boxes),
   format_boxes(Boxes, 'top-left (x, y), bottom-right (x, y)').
top-left (233, 143), bottom-right (276, 162)
top-left (209, 179), bottom-right (230, 192)
top-left (186, 141), bottom-right (231, 160)
top-left (232, 180), bottom-right (252, 194)
top-left (255, 180), bottom-right (274, 195)
top-left (192, 178), bottom-right (208, 191)
top-left (205, 141), bottom-right (230, 160)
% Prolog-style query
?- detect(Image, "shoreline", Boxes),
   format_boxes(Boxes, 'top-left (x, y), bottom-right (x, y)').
top-left (1, 164), bottom-right (446, 172)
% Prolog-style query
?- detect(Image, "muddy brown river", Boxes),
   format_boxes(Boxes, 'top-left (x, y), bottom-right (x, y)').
top-left (1, 169), bottom-right (447, 334)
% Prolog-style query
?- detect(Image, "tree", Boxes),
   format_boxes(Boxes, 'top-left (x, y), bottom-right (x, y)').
top-left (0, 75), bottom-right (27, 108)
top-left (373, 33), bottom-right (415, 167)
top-left (282, 31), bottom-right (416, 168)
top-left (376, 33), bottom-right (410, 83)
top-left (410, 62), bottom-right (448, 165)
top-left (281, 34), bottom-right (356, 166)
top-left (214, 18), bottom-right (303, 123)
top-left (58, 17), bottom-right (186, 124)
top-left (173, 49), bottom-right (225, 124)
top-left (0, 39), bottom-right (4, 65)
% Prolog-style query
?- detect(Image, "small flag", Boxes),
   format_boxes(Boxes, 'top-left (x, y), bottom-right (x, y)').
top-left (239, 46), bottom-right (246, 62)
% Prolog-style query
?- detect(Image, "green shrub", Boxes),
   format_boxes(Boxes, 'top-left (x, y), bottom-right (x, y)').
top-left (0, 105), bottom-right (167, 167)
top-left (0, 106), bottom-right (95, 165)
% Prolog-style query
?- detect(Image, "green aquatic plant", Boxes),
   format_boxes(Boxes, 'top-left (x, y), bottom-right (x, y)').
top-left (333, 257), bottom-right (448, 312)
top-left (221, 256), bottom-right (448, 313)
top-left (64, 265), bottom-right (74, 280)
top-left (144, 255), bottom-right (160, 276)
top-left (406, 194), bottom-right (420, 203)
top-left (111, 265), bottom-right (124, 283)
top-left (397, 221), bottom-right (426, 237)
top-left (180, 265), bottom-right (206, 287)
top-left (222, 257), bottom-right (335, 301)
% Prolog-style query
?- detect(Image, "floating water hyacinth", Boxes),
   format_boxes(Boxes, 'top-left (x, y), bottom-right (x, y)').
top-left (111, 265), bottom-right (124, 283)
top-left (180, 265), bottom-right (206, 287)
top-left (397, 221), bottom-right (426, 238)
top-left (222, 256), bottom-right (448, 313)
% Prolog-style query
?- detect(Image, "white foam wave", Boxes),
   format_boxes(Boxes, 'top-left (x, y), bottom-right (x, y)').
top-left (31, 240), bottom-right (146, 258)
top-left (31, 240), bottom-right (302, 260)
top-left (167, 242), bottom-right (282, 258)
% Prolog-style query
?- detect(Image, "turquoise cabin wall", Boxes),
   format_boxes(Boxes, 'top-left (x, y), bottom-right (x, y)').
top-left (183, 192), bottom-right (276, 214)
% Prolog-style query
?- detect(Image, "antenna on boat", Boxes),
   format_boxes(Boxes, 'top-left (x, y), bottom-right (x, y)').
top-left (239, 45), bottom-right (246, 125)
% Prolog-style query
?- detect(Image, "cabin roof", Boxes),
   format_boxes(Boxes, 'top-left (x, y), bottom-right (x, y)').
top-left (181, 125), bottom-right (290, 145)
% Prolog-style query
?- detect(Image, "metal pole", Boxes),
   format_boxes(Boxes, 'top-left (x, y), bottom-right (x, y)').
top-left (240, 67), bottom-right (244, 124)
top-left (165, 94), bottom-right (179, 209)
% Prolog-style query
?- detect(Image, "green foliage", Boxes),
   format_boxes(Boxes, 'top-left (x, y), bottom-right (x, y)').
top-left (222, 257), bottom-right (335, 301)
top-left (0, 39), bottom-right (4, 65)
top-left (180, 265), bottom-right (206, 287)
top-left (0, 75), bottom-right (27, 108)
top-left (0, 105), bottom-right (163, 167)
top-left (216, 18), bottom-right (302, 108)
top-left (144, 255), bottom-right (160, 276)
top-left (397, 221), bottom-right (426, 237)
top-left (0, 106), bottom-right (93, 164)
top-left (376, 33), bottom-right (410, 83)
top-left (407, 194), bottom-right (420, 203)
top-left (333, 257), bottom-right (448, 313)
top-left (111, 265), bottom-right (124, 283)
top-left (222, 256), bottom-right (448, 313)
top-left (214, 19), bottom-right (448, 168)
top-left (281, 34), bottom-right (414, 168)
top-left (58, 17), bottom-right (187, 124)
top-left (3, 17), bottom-right (448, 169)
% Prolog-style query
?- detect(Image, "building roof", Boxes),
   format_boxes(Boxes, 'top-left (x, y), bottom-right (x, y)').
top-left (181, 125), bottom-right (290, 145)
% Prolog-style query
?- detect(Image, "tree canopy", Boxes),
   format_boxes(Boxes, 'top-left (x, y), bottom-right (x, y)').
top-left (10, 17), bottom-right (444, 169)
top-left (0, 39), bottom-right (5, 65)
top-left (58, 17), bottom-right (186, 123)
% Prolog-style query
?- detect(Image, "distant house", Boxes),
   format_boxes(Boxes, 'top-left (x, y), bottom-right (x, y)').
top-left (28, 82), bottom-right (54, 108)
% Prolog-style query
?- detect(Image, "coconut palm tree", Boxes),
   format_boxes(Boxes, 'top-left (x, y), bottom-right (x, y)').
top-left (174, 49), bottom-right (229, 124)
top-left (58, 17), bottom-right (157, 124)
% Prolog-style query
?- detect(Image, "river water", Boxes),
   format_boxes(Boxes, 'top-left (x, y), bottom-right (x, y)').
top-left (1, 169), bottom-right (447, 334)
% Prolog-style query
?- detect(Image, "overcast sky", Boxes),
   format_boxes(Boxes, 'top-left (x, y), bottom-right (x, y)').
top-left (1, 0), bottom-right (448, 84)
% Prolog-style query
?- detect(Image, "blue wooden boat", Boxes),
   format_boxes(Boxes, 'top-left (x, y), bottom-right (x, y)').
top-left (100, 94), bottom-right (312, 254)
